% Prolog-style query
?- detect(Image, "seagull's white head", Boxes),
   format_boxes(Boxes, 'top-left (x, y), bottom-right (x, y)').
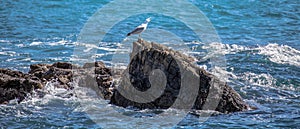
top-left (146, 17), bottom-right (151, 22)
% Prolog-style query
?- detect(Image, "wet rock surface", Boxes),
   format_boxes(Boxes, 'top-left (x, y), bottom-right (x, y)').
top-left (110, 39), bottom-right (250, 113)
top-left (1, 61), bottom-right (113, 104)
top-left (78, 61), bottom-right (113, 100)
top-left (29, 61), bottom-right (114, 100)
top-left (29, 62), bottom-right (77, 89)
top-left (0, 69), bottom-right (43, 104)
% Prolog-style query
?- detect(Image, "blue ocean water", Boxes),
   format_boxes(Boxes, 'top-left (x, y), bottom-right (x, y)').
top-left (0, 0), bottom-right (299, 128)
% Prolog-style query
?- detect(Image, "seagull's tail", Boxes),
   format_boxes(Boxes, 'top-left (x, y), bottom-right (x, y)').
top-left (126, 33), bottom-right (131, 37)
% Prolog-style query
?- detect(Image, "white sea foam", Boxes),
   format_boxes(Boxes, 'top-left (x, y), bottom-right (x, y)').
top-left (6, 58), bottom-right (16, 62)
top-left (213, 68), bottom-right (297, 91)
top-left (29, 39), bottom-right (77, 47)
top-left (0, 39), bottom-right (10, 43)
top-left (21, 58), bottom-right (31, 61)
top-left (241, 72), bottom-right (275, 87)
top-left (195, 42), bottom-right (299, 91)
top-left (0, 51), bottom-right (16, 56)
top-left (48, 39), bottom-right (68, 46)
top-left (44, 82), bottom-right (69, 95)
top-left (211, 66), bottom-right (229, 82)
top-left (199, 42), bottom-right (300, 67)
top-left (29, 41), bottom-right (43, 46)
top-left (211, 66), bottom-right (280, 89)
top-left (202, 42), bottom-right (249, 55)
top-left (16, 44), bottom-right (25, 47)
top-left (257, 43), bottom-right (300, 67)
top-left (0, 52), bottom-right (6, 55)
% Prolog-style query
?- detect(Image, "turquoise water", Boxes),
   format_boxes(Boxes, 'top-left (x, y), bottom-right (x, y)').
top-left (0, 0), bottom-right (299, 128)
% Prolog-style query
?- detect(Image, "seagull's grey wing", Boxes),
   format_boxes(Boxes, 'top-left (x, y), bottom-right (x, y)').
top-left (127, 26), bottom-right (145, 36)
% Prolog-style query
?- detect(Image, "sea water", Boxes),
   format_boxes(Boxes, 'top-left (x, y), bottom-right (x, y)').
top-left (0, 0), bottom-right (299, 128)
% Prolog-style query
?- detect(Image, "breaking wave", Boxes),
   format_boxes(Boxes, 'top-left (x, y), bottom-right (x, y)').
top-left (257, 43), bottom-right (300, 67)
top-left (200, 42), bottom-right (300, 67)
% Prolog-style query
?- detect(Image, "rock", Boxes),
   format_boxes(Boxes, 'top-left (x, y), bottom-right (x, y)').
top-left (110, 39), bottom-right (250, 113)
top-left (1, 61), bottom-right (114, 104)
top-left (83, 61), bottom-right (106, 68)
top-left (77, 62), bottom-right (113, 100)
top-left (29, 61), bottom-right (114, 99)
top-left (0, 39), bottom-right (250, 113)
top-left (29, 62), bottom-right (76, 89)
top-left (52, 62), bottom-right (76, 69)
top-left (0, 68), bottom-right (43, 104)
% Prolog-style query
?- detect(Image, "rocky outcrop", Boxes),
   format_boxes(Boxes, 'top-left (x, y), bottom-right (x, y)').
top-left (0, 39), bottom-right (251, 114)
top-left (110, 39), bottom-right (250, 113)
top-left (0, 61), bottom-right (113, 104)
top-left (29, 61), bottom-right (114, 100)
top-left (29, 62), bottom-right (78, 89)
top-left (78, 61), bottom-right (113, 100)
top-left (0, 69), bottom-right (43, 104)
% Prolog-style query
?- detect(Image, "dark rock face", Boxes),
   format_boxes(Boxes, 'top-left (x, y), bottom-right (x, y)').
top-left (29, 61), bottom-right (114, 100)
top-left (78, 62), bottom-right (113, 100)
top-left (0, 69), bottom-right (43, 104)
top-left (110, 39), bottom-right (250, 113)
top-left (215, 85), bottom-right (249, 113)
top-left (29, 62), bottom-right (76, 89)
top-left (1, 61), bottom-right (114, 104)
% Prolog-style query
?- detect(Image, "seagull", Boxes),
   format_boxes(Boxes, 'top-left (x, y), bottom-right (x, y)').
top-left (127, 17), bottom-right (151, 38)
